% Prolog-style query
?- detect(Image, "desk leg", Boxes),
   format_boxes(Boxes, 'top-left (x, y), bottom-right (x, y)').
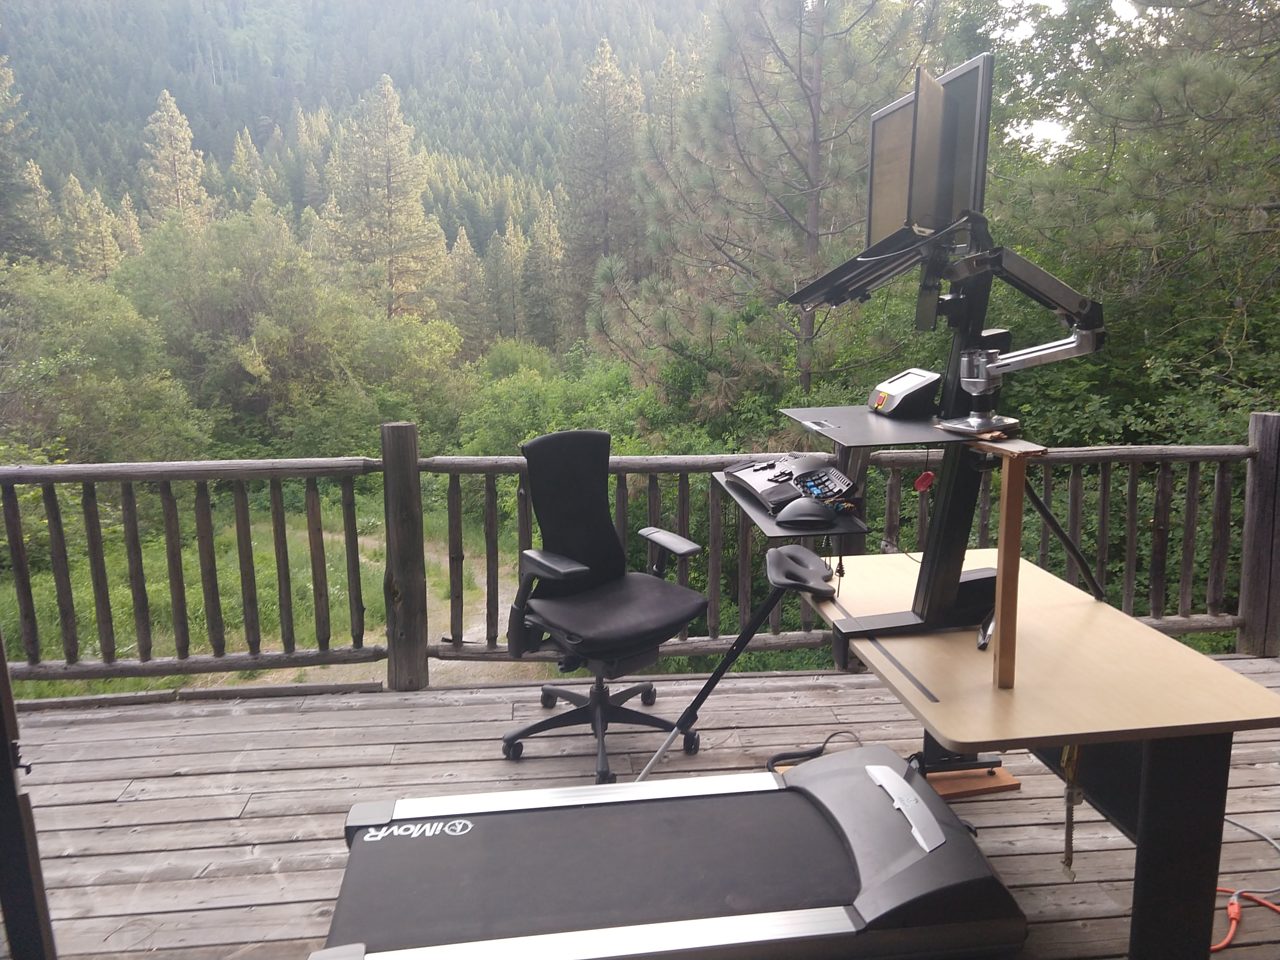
top-left (1130, 733), bottom-right (1232, 960)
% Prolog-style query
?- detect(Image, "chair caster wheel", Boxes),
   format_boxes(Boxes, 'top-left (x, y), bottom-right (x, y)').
top-left (540, 690), bottom-right (557, 708)
top-left (683, 732), bottom-right (701, 755)
top-left (502, 740), bottom-right (523, 760)
top-left (641, 687), bottom-right (657, 707)
top-left (597, 772), bottom-right (617, 785)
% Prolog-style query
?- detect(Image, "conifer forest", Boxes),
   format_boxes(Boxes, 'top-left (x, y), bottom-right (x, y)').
top-left (1, 0), bottom-right (1276, 469)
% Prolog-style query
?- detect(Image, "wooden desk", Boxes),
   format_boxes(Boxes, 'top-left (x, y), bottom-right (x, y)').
top-left (813, 550), bottom-right (1280, 960)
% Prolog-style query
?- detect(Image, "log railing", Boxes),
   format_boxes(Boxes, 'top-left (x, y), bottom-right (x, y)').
top-left (1, 458), bottom-right (385, 681)
top-left (2, 413), bottom-right (1279, 688)
top-left (873, 445), bottom-right (1254, 637)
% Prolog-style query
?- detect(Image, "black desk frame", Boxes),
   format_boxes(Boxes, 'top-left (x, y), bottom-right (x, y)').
top-left (1033, 735), bottom-right (1232, 960)
top-left (786, 219), bottom-right (1003, 637)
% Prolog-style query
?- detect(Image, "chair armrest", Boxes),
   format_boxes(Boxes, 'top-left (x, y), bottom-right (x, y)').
top-left (638, 526), bottom-right (702, 579)
top-left (638, 526), bottom-right (702, 558)
top-left (521, 549), bottom-right (591, 581)
top-left (507, 550), bottom-right (591, 658)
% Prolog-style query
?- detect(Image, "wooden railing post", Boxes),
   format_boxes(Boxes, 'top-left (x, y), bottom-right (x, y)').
top-left (382, 422), bottom-right (429, 690)
top-left (1238, 412), bottom-right (1280, 656)
top-left (0, 623), bottom-right (59, 960)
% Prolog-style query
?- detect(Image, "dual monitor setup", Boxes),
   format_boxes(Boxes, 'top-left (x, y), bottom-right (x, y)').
top-left (784, 51), bottom-right (1104, 638)
top-left (312, 52), bottom-right (1099, 960)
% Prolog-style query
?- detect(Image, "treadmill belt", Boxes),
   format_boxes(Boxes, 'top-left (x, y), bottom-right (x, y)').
top-left (329, 790), bottom-right (859, 952)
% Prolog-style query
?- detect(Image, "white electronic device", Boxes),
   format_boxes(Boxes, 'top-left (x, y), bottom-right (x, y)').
top-left (868, 368), bottom-right (941, 419)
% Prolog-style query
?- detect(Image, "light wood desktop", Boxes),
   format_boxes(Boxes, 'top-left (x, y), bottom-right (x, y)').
top-left (812, 549), bottom-right (1280, 960)
top-left (815, 549), bottom-right (1280, 752)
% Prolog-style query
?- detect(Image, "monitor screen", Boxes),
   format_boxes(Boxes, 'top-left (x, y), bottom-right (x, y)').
top-left (866, 91), bottom-right (914, 250)
top-left (935, 54), bottom-right (993, 229)
top-left (865, 53), bottom-right (993, 248)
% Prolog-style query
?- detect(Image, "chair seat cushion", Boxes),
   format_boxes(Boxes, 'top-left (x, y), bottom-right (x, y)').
top-left (528, 573), bottom-right (707, 660)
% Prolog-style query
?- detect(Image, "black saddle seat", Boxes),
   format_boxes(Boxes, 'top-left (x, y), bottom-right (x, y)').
top-left (765, 544), bottom-right (836, 600)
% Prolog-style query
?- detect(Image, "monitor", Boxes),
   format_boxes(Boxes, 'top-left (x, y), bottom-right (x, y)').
top-left (865, 53), bottom-right (994, 249)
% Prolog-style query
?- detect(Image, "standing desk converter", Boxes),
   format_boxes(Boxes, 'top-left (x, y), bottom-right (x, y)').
top-left (812, 549), bottom-right (1280, 960)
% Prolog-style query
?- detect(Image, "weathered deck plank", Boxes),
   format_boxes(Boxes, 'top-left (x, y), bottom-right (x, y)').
top-left (9, 659), bottom-right (1280, 960)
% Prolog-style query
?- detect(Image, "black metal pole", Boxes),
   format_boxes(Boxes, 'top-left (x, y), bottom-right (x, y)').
top-left (637, 585), bottom-right (788, 781)
top-left (673, 585), bottom-right (787, 734)
top-left (1022, 480), bottom-right (1106, 600)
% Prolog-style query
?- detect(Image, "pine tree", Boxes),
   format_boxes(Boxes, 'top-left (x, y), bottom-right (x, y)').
top-left (641, 47), bottom-right (700, 276)
top-left (81, 188), bottom-right (122, 279)
top-left (17, 159), bottom-right (56, 259)
top-left (561, 39), bottom-right (644, 337)
top-left (447, 225), bottom-right (488, 357)
top-left (324, 75), bottom-right (440, 319)
top-left (115, 193), bottom-right (143, 257)
top-left (227, 127), bottom-right (264, 210)
top-left (139, 90), bottom-right (211, 226)
top-left (522, 196), bottom-right (565, 349)
top-left (621, 0), bottom-right (935, 394)
top-left (483, 219), bottom-right (527, 340)
top-left (310, 193), bottom-right (342, 268)
top-left (418, 214), bottom-right (451, 317)
top-left (57, 173), bottom-right (90, 267)
top-left (649, 49), bottom-right (695, 166)
top-left (0, 47), bottom-right (37, 260)
top-left (57, 174), bottom-right (122, 278)
top-left (298, 204), bottom-right (325, 258)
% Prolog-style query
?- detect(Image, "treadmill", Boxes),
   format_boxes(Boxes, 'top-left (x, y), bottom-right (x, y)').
top-left (312, 744), bottom-right (1026, 959)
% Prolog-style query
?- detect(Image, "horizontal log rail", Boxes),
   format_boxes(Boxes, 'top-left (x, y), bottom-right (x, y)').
top-left (2, 414), bottom-right (1277, 688)
top-left (3, 460), bottom-right (383, 682)
top-left (0, 457), bottom-right (381, 485)
top-left (873, 444), bottom-right (1256, 638)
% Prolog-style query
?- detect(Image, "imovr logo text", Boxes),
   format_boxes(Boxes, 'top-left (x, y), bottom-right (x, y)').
top-left (363, 819), bottom-right (473, 842)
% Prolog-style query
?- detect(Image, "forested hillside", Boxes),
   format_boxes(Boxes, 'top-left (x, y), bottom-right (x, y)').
top-left (0, 0), bottom-right (708, 249)
top-left (0, 0), bottom-right (1277, 470)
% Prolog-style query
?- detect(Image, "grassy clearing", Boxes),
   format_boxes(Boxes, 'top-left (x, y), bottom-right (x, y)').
top-left (1, 483), bottom-right (500, 698)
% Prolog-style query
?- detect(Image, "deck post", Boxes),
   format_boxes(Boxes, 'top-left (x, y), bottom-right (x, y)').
top-left (1238, 412), bottom-right (1280, 656)
top-left (0, 627), bottom-right (59, 959)
top-left (381, 422), bottom-right (429, 690)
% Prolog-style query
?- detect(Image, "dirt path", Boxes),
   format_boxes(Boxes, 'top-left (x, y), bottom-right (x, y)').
top-left (196, 530), bottom-right (555, 690)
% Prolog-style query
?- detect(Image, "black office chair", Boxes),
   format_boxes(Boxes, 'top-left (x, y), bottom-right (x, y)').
top-left (504, 430), bottom-right (707, 783)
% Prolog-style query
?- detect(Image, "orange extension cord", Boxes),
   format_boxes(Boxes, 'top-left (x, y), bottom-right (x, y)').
top-left (1211, 887), bottom-right (1280, 952)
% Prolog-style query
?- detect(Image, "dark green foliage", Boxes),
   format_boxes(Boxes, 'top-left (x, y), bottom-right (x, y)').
top-left (0, 263), bottom-right (208, 462)
top-left (111, 206), bottom-right (463, 458)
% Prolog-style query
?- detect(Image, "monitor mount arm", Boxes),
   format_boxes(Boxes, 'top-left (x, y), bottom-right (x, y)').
top-left (788, 213), bottom-right (1104, 435)
top-left (936, 245), bottom-right (1105, 436)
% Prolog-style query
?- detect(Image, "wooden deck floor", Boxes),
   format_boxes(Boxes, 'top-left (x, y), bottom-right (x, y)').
top-left (9, 658), bottom-right (1280, 960)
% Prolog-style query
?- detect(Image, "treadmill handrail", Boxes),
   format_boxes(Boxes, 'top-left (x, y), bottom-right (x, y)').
top-left (379, 771), bottom-right (783, 827)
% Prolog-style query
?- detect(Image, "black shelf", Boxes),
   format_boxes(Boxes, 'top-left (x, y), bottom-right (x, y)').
top-left (779, 405), bottom-right (971, 449)
top-left (713, 472), bottom-right (867, 541)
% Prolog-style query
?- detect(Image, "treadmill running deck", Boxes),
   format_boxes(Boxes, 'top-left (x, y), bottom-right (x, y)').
top-left (315, 746), bottom-right (1025, 960)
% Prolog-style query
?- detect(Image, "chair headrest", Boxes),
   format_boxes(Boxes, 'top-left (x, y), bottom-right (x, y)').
top-left (765, 545), bottom-right (836, 599)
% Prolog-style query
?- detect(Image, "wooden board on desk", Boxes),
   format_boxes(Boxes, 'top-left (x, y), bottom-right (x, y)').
top-left (815, 550), bottom-right (1280, 754)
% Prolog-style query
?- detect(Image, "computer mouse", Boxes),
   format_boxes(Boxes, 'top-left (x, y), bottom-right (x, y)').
top-left (774, 496), bottom-right (835, 529)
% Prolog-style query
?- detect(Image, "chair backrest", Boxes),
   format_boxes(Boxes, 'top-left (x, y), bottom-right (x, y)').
top-left (521, 430), bottom-right (626, 598)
